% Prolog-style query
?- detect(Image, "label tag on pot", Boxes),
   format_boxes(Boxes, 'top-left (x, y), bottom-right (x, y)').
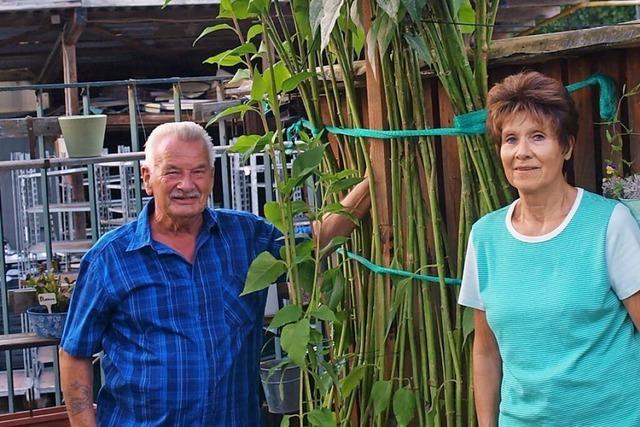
top-left (38, 293), bottom-right (57, 314)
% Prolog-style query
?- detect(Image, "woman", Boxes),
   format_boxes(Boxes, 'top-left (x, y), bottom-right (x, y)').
top-left (459, 71), bottom-right (640, 426)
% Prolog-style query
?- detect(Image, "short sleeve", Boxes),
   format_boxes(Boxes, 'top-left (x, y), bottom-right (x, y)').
top-left (607, 203), bottom-right (640, 300)
top-left (60, 253), bottom-right (116, 357)
top-left (458, 230), bottom-right (485, 310)
top-left (254, 216), bottom-right (285, 259)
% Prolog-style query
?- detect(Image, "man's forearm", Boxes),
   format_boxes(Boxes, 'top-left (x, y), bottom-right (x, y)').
top-left (59, 349), bottom-right (96, 427)
top-left (314, 178), bottom-right (371, 249)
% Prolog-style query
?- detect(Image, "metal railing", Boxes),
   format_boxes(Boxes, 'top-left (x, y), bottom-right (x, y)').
top-left (0, 76), bottom-right (269, 412)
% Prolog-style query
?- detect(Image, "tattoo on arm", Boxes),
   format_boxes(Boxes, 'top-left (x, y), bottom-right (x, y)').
top-left (67, 381), bottom-right (93, 415)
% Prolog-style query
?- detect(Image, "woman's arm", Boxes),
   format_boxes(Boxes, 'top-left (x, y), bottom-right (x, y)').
top-left (623, 291), bottom-right (640, 331)
top-left (474, 309), bottom-right (502, 427)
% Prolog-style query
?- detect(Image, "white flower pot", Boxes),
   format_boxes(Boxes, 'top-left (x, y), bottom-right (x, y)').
top-left (58, 115), bottom-right (107, 158)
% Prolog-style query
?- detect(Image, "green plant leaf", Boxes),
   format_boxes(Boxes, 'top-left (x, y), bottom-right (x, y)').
top-left (326, 177), bottom-right (364, 194)
top-left (203, 51), bottom-right (243, 67)
top-left (193, 24), bottom-right (236, 46)
top-left (161, 0), bottom-right (172, 9)
top-left (292, 0), bottom-right (311, 39)
top-left (462, 306), bottom-right (475, 347)
top-left (207, 104), bottom-right (256, 126)
top-left (388, 277), bottom-right (411, 333)
top-left (264, 201), bottom-right (285, 232)
top-left (248, 0), bottom-right (269, 13)
top-left (377, 0), bottom-right (401, 22)
top-left (311, 305), bottom-right (337, 322)
top-left (319, 236), bottom-right (349, 258)
top-left (264, 61), bottom-right (291, 95)
top-left (241, 251), bottom-right (287, 295)
top-left (321, 268), bottom-right (345, 310)
top-left (229, 68), bottom-right (250, 85)
top-left (282, 71), bottom-right (316, 93)
top-left (228, 134), bottom-right (260, 154)
top-left (371, 380), bottom-right (392, 416)
top-left (307, 408), bottom-right (337, 427)
top-left (456, 0), bottom-right (475, 34)
top-left (320, 0), bottom-right (345, 51)
top-left (309, 327), bottom-right (324, 344)
top-left (294, 239), bottom-right (314, 263)
top-left (246, 24), bottom-right (263, 41)
top-left (341, 365), bottom-right (367, 397)
top-left (404, 33), bottom-right (432, 65)
top-left (297, 260), bottom-right (316, 294)
top-left (292, 145), bottom-right (326, 180)
top-left (281, 319), bottom-right (310, 367)
top-left (218, 0), bottom-right (256, 19)
top-left (309, 0), bottom-right (323, 37)
top-left (269, 305), bottom-right (303, 329)
top-left (251, 68), bottom-right (266, 101)
top-left (401, 0), bottom-right (426, 22)
top-left (393, 387), bottom-right (416, 427)
top-left (280, 414), bottom-right (294, 427)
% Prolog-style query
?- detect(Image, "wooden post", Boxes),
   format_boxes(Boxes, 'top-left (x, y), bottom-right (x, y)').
top-left (362, 0), bottom-right (392, 264)
top-left (61, 8), bottom-right (87, 240)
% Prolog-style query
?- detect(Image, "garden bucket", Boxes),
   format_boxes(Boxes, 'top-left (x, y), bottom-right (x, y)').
top-left (58, 114), bottom-right (107, 157)
top-left (620, 198), bottom-right (640, 225)
top-left (27, 306), bottom-right (67, 339)
top-left (260, 359), bottom-right (300, 414)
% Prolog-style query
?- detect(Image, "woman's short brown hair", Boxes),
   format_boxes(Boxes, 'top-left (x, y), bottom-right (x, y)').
top-left (486, 71), bottom-right (578, 154)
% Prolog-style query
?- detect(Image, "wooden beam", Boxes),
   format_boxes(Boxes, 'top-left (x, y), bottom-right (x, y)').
top-left (82, 0), bottom-right (219, 6)
top-left (0, 117), bottom-right (61, 139)
top-left (62, 41), bottom-right (80, 115)
top-left (37, 33), bottom-right (62, 83)
top-left (362, 0), bottom-right (392, 264)
top-left (84, 25), bottom-right (194, 75)
top-left (489, 23), bottom-right (640, 65)
top-left (63, 7), bottom-right (86, 45)
top-left (0, 0), bottom-right (80, 12)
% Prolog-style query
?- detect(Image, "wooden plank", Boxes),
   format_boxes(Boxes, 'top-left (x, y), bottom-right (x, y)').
top-left (363, 3), bottom-right (392, 267)
top-left (568, 56), bottom-right (598, 191)
top-left (82, 0), bottom-right (220, 5)
top-left (0, 333), bottom-right (59, 352)
top-left (593, 50), bottom-right (625, 185)
top-left (0, 117), bottom-right (61, 139)
top-left (625, 47), bottom-right (640, 174)
top-left (0, 0), bottom-right (79, 11)
top-left (0, 405), bottom-right (71, 426)
top-left (437, 83), bottom-right (461, 258)
top-left (489, 23), bottom-right (640, 65)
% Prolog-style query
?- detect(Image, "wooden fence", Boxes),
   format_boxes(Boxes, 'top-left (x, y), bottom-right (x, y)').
top-left (327, 45), bottom-right (640, 258)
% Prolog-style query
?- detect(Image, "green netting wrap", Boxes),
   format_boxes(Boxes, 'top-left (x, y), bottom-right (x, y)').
top-left (288, 73), bottom-right (617, 285)
top-left (565, 73), bottom-right (617, 121)
top-left (337, 249), bottom-right (462, 286)
top-left (288, 73), bottom-right (617, 140)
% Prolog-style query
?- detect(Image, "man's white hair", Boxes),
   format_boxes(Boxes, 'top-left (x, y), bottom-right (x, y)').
top-left (143, 121), bottom-right (215, 170)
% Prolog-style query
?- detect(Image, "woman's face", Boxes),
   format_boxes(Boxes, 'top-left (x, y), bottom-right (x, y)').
top-left (500, 112), bottom-right (572, 195)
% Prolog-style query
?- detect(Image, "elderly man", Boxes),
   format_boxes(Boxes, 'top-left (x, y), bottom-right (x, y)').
top-left (59, 121), bottom-right (370, 426)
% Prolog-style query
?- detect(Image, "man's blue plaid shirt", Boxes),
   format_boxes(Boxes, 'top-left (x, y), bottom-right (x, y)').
top-left (61, 200), bottom-right (283, 426)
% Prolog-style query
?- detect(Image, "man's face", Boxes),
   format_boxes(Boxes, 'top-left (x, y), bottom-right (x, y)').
top-left (141, 136), bottom-right (214, 223)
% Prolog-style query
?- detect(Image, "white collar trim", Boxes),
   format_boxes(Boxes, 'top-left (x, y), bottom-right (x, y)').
top-left (505, 188), bottom-right (584, 243)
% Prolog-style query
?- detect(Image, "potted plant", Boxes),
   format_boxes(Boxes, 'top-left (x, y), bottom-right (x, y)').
top-left (602, 82), bottom-right (640, 224)
top-left (22, 263), bottom-right (75, 339)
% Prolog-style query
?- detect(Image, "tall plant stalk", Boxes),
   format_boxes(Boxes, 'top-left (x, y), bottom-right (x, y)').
top-left (197, 0), bottom-right (510, 423)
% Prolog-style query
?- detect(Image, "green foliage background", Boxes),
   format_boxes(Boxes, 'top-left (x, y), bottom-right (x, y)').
top-left (535, 6), bottom-right (638, 34)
